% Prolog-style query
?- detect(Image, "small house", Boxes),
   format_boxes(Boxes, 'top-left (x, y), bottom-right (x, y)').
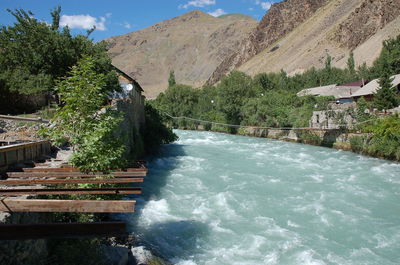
top-left (352, 74), bottom-right (400, 101)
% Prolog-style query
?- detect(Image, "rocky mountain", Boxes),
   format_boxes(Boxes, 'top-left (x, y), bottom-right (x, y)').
top-left (107, 0), bottom-right (400, 98)
top-left (206, 0), bottom-right (330, 84)
top-left (106, 11), bottom-right (257, 98)
top-left (210, 0), bottom-right (400, 83)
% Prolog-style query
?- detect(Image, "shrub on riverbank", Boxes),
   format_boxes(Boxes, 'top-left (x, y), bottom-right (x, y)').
top-left (362, 115), bottom-right (400, 160)
top-left (142, 103), bottom-right (178, 154)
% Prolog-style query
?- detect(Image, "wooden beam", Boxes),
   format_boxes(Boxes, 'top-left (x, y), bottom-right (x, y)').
top-left (0, 222), bottom-right (127, 240)
top-left (0, 187), bottom-right (142, 196)
top-left (0, 141), bottom-right (50, 153)
top-left (7, 171), bottom-right (147, 178)
top-left (0, 114), bottom-right (49, 124)
top-left (22, 167), bottom-right (148, 173)
top-left (0, 177), bottom-right (144, 186)
top-left (0, 199), bottom-right (135, 213)
top-left (23, 167), bottom-right (80, 172)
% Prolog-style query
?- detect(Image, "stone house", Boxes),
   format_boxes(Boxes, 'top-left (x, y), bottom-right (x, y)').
top-left (297, 80), bottom-right (367, 104)
top-left (351, 74), bottom-right (400, 102)
top-left (110, 66), bottom-right (146, 159)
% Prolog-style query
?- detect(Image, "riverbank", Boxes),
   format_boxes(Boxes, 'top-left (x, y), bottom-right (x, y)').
top-left (170, 123), bottom-right (400, 162)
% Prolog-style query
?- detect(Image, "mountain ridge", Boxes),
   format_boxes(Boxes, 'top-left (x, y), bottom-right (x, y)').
top-left (106, 1), bottom-right (400, 98)
top-left (106, 10), bottom-right (257, 98)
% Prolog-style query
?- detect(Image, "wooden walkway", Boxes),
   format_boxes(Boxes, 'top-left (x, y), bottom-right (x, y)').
top-left (0, 164), bottom-right (146, 213)
top-left (0, 153), bottom-right (148, 238)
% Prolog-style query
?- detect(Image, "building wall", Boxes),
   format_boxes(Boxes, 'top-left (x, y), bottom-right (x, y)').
top-left (111, 89), bottom-right (145, 160)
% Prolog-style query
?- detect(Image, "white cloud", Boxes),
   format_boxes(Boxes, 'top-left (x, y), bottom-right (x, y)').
top-left (123, 22), bottom-right (132, 29)
top-left (60, 14), bottom-right (107, 31)
top-left (208, 8), bottom-right (226, 17)
top-left (179, 0), bottom-right (216, 9)
top-left (256, 0), bottom-right (273, 10)
top-left (105, 13), bottom-right (112, 18)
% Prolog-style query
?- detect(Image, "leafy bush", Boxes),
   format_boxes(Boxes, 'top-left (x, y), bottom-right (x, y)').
top-left (298, 130), bottom-right (322, 145)
top-left (142, 103), bottom-right (178, 154)
top-left (42, 56), bottom-right (126, 172)
top-left (349, 136), bottom-right (365, 154)
top-left (365, 115), bottom-right (400, 160)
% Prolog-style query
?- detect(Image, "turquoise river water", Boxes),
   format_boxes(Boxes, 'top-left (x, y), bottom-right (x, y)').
top-left (127, 130), bottom-right (400, 265)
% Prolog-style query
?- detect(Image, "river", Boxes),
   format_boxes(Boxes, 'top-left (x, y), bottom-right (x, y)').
top-left (128, 130), bottom-right (400, 265)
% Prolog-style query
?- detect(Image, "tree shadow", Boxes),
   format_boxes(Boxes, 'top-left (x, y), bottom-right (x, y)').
top-left (321, 129), bottom-right (343, 147)
top-left (113, 142), bottom-right (189, 222)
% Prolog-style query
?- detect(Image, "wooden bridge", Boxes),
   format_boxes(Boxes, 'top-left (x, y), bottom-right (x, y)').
top-left (0, 141), bottom-right (147, 239)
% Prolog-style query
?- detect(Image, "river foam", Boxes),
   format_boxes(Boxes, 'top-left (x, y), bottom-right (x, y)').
top-left (130, 130), bottom-right (400, 264)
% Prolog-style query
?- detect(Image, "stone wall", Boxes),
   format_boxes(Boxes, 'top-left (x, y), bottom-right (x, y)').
top-left (112, 90), bottom-right (145, 160)
top-left (310, 104), bottom-right (357, 129)
top-left (238, 127), bottom-right (358, 149)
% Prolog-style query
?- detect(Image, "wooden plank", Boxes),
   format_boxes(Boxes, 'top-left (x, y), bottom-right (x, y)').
top-left (22, 167), bottom-right (148, 173)
top-left (23, 167), bottom-right (80, 172)
top-left (0, 199), bottom-right (135, 213)
top-left (0, 177), bottom-right (144, 186)
top-left (0, 141), bottom-right (50, 153)
top-left (0, 222), bottom-right (127, 240)
top-left (0, 114), bottom-right (49, 123)
top-left (0, 187), bottom-right (142, 196)
top-left (7, 171), bottom-right (147, 178)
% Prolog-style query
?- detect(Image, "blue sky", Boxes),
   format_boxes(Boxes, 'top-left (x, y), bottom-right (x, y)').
top-left (0, 0), bottom-right (280, 41)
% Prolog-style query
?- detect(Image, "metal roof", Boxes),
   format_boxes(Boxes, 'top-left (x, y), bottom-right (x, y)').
top-left (340, 80), bottom-right (367, 87)
top-left (352, 74), bottom-right (400, 98)
top-left (297, 84), bottom-right (359, 99)
top-left (296, 84), bottom-right (337, 97)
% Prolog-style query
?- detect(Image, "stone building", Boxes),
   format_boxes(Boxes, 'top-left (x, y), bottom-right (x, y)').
top-left (110, 66), bottom-right (146, 159)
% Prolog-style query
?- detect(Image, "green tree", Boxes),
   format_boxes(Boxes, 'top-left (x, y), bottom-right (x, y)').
top-left (43, 56), bottom-right (126, 172)
top-left (253, 73), bottom-right (274, 92)
top-left (168, 70), bottom-right (176, 87)
top-left (325, 54), bottom-right (332, 70)
top-left (0, 7), bottom-right (119, 113)
top-left (356, 97), bottom-right (371, 121)
top-left (372, 35), bottom-right (400, 78)
top-left (374, 73), bottom-right (398, 111)
top-left (141, 103), bottom-right (177, 154)
top-left (347, 52), bottom-right (356, 76)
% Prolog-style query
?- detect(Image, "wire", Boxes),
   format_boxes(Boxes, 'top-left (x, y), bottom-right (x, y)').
top-left (162, 112), bottom-right (377, 131)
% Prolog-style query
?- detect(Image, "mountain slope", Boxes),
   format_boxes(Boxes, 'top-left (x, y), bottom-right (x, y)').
top-left (210, 0), bottom-right (400, 82)
top-left (106, 11), bottom-right (257, 98)
top-left (107, 0), bottom-right (400, 97)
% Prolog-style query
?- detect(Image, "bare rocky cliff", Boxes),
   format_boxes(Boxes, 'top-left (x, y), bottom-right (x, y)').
top-left (106, 11), bottom-right (257, 98)
top-left (209, 0), bottom-right (400, 84)
top-left (333, 0), bottom-right (400, 49)
top-left (206, 0), bottom-right (330, 85)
